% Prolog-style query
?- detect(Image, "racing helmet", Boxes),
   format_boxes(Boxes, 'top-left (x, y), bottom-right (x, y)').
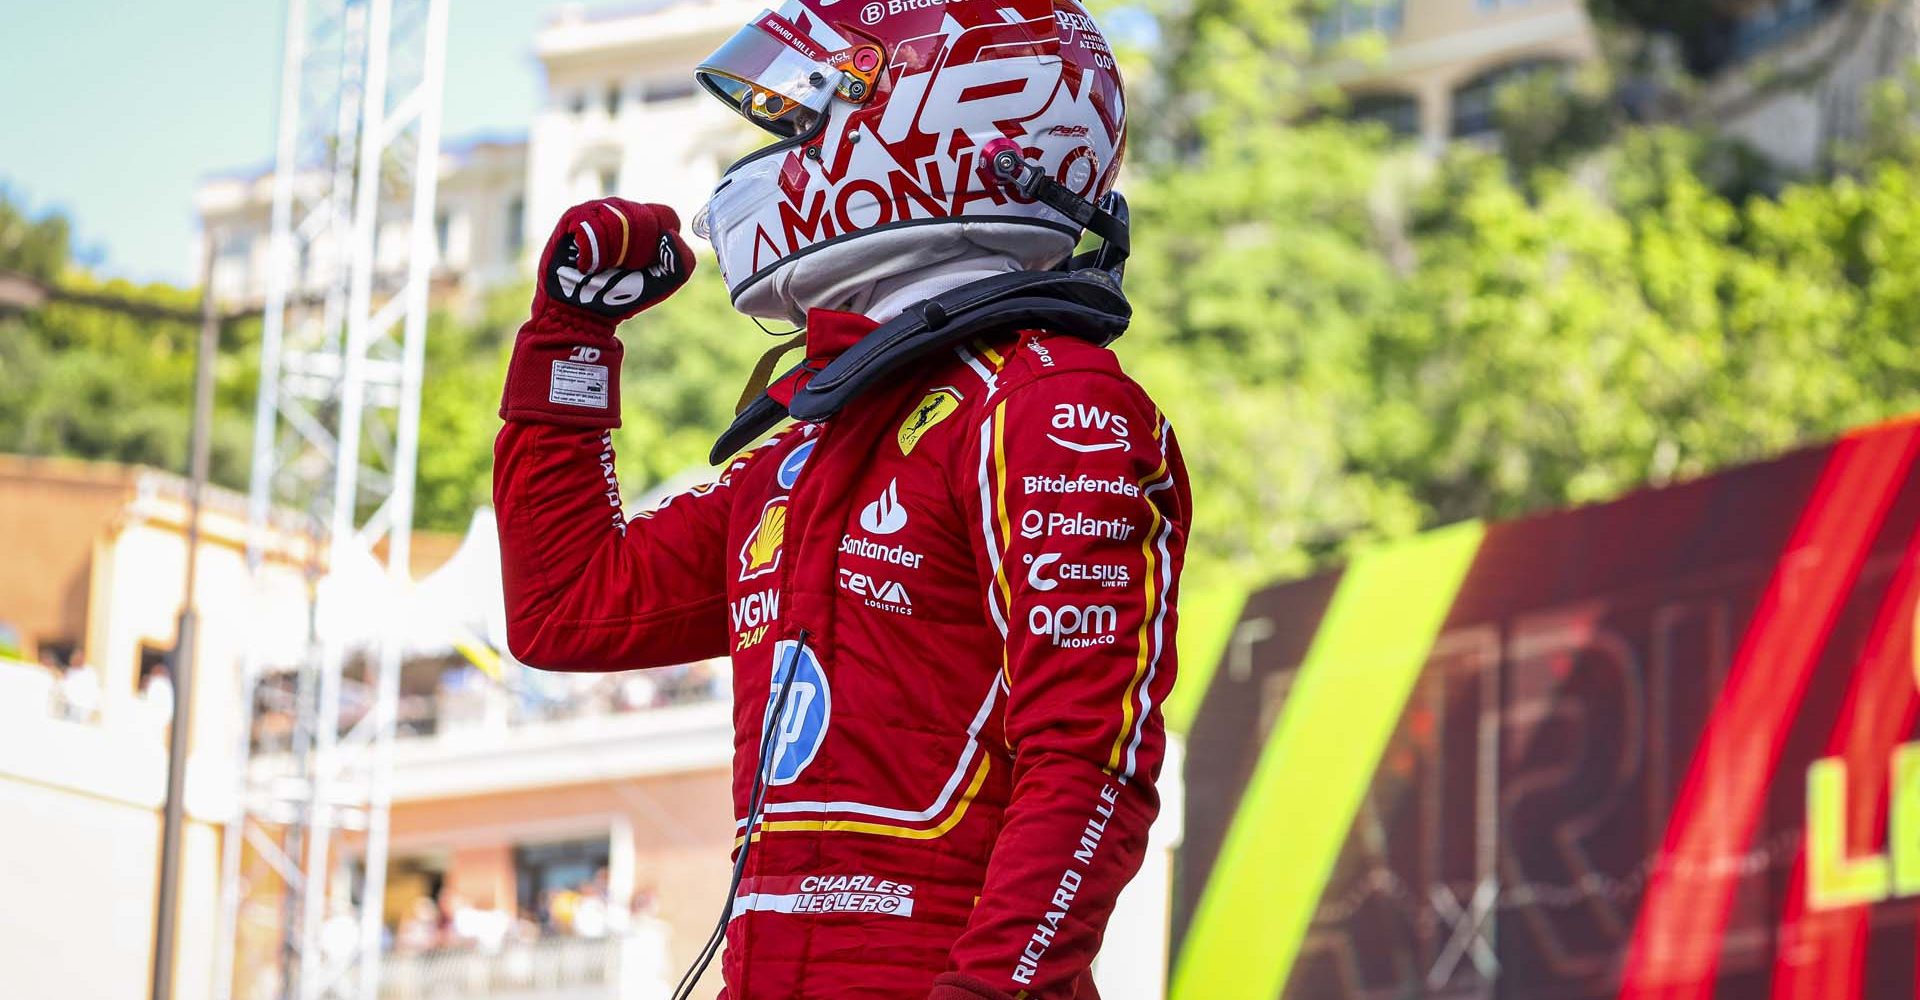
top-left (692, 0), bottom-right (1128, 322)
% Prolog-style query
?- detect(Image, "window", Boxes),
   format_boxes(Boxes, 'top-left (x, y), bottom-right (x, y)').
top-left (35, 638), bottom-right (76, 669)
top-left (598, 169), bottom-right (618, 197)
top-left (1730, 0), bottom-right (1840, 61)
top-left (515, 838), bottom-right (611, 934)
top-left (1348, 92), bottom-right (1420, 138)
top-left (505, 195), bottom-right (525, 256)
top-left (1312, 0), bottom-right (1405, 47)
top-left (1451, 59), bottom-right (1564, 138)
top-left (569, 91), bottom-right (587, 116)
top-left (605, 83), bottom-right (623, 117)
top-left (1475, 0), bottom-right (1533, 10)
top-left (216, 230), bottom-right (252, 262)
top-left (434, 210), bottom-right (451, 257)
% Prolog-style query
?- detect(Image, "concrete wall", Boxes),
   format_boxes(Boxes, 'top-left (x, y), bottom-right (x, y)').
top-left (0, 702), bottom-right (227, 1000)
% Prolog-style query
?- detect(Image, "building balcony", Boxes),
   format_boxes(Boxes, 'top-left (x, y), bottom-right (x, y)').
top-left (389, 691), bottom-right (733, 803)
top-left (377, 933), bottom-right (669, 1000)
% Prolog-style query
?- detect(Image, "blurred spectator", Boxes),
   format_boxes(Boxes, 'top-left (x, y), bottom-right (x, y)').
top-left (572, 868), bottom-right (611, 939)
top-left (618, 672), bottom-right (660, 711)
top-left (394, 896), bottom-right (444, 955)
top-left (447, 894), bottom-right (512, 953)
top-left (56, 661), bottom-right (100, 723)
top-left (141, 661), bottom-right (175, 729)
top-left (319, 902), bottom-right (359, 965)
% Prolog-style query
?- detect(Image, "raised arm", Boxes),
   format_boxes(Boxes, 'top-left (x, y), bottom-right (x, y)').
top-left (493, 198), bottom-right (730, 671)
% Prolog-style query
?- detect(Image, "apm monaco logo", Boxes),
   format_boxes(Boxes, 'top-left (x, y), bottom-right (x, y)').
top-left (1028, 604), bottom-right (1121, 648)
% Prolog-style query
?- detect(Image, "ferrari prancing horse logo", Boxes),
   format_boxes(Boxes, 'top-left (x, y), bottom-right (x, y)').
top-left (898, 387), bottom-right (962, 456)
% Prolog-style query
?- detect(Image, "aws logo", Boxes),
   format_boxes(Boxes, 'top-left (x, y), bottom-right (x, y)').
top-left (1047, 403), bottom-right (1131, 454)
top-left (740, 497), bottom-right (790, 582)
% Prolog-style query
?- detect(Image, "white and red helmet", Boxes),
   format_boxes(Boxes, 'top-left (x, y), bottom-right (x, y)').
top-left (692, 0), bottom-right (1128, 322)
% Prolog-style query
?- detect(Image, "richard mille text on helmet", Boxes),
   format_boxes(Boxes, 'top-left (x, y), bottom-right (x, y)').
top-left (492, 3), bottom-right (1188, 998)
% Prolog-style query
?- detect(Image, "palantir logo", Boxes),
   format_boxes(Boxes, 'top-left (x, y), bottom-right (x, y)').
top-left (764, 640), bottom-right (832, 786)
top-left (860, 479), bottom-right (909, 535)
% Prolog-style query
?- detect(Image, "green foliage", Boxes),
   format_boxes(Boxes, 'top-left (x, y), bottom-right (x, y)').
top-left (613, 261), bottom-right (781, 490)
top-left (0, 191), bottom-right (71, 280)
top-left (0, 271), bottom-right (256, 486)
top-left (1117, 0), bottom-right (1920, 596)
top-left (408, 260), bottom-right (770, 531)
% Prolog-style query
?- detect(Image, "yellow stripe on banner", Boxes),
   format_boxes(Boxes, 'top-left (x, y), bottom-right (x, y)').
top-left (735, 755), bottom-right (993, 847)
top-left (608, 202), bottom-right (631, 263)
top-left (1109, 447), bottom-right (1171, 773)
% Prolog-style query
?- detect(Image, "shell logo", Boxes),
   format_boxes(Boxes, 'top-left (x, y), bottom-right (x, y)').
top-left (739, 497), bottom-right (790, 582)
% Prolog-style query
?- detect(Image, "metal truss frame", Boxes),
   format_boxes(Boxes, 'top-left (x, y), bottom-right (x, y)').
top-left (214, 0), bottom-right (448, 996)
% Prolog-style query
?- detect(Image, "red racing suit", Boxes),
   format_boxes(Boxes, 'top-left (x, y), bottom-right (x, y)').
top-left (495, 306), bottom-right (1189, 999)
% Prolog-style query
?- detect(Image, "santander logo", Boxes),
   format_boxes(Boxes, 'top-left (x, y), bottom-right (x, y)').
top-left (860, 479), bottom-right (909, 536)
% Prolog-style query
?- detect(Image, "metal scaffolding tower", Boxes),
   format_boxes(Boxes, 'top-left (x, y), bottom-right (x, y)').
top-left (215, 0), bottom-right (448, 996)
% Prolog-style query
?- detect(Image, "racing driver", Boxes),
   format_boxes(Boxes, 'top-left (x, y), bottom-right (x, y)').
top-left (493, 2), bottom-right (1188, 997)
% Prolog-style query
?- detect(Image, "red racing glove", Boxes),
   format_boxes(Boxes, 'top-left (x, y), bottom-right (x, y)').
top-left (499, 199), bottom-right (695, 428)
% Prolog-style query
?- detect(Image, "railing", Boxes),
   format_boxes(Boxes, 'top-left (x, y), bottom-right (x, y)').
top-left (248, 659), bottom-right (728, 754)
top-left (378, 934), bottom-right (670, 1000)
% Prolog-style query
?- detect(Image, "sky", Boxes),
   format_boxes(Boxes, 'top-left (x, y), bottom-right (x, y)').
top-left (0, 0), bottom-right (622, 285)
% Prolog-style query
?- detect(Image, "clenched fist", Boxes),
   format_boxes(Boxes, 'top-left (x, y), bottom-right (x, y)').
top-left (536, 199), bottom-right (695, 323)
top-left (502, 200), bottom-right (696, 429)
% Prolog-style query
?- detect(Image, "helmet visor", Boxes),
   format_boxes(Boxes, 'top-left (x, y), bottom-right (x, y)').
top-left (695, 8), bottom-right (846, 139)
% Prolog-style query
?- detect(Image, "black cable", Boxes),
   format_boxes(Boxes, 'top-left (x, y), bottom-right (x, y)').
top-left (672, 631), bottom-right (809, 1000)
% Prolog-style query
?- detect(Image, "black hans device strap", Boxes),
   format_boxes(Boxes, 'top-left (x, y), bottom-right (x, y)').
top-left (708, 267), bottom-right (1131, 464)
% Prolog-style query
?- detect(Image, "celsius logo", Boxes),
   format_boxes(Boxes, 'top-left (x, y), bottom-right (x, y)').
top-left (862, 2), bottom-right (883, 23)
top-left (1026, 553), bottom-right (1063, 592)
top-left (861, 479), bottom-right (909, 535)
top-left (1028, 604), bottom-right (1120, 648)
top-left (765, 641), bottom-right (832, 785)
top-left (777, 439), bottom-right (816, 490)
top-left (1025, 553), bottom-right (1132, 591)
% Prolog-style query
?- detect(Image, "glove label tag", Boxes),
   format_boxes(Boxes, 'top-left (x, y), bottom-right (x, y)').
top-left (548, 359), bottom-right (610, 409)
